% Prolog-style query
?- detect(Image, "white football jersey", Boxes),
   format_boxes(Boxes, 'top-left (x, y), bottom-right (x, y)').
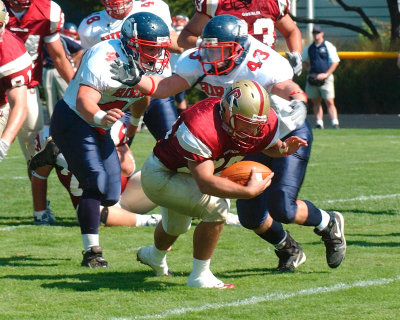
top-left (175, 35), bottom-right (299, 137)
top-left (78, 0), bottom-right (174, 76)
top-left (63, 39), bottom-right (145, 130)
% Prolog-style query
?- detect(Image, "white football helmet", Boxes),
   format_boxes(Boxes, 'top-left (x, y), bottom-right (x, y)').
top-left (102, 0), bottom-right (133, 20)
top-left (220, 80), bottom-right (270, 149)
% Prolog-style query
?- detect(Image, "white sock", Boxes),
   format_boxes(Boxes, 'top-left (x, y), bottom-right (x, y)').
top-left (33, 210), bottom-right (46, 219)
top-left (151, 244), bottom-right (168, 262)
top-left (332, 119), bottom-right (339, 126)
top-left (135, 214), bottom-right (150, 227)
top-left (316, 120), bottom-right (324, 127)
top-left (191, 258), bottom-right (211, 277)
top-left (82, 234), bottom-right (99, 252)
top-left (316, 210), bottom-right (331, 230)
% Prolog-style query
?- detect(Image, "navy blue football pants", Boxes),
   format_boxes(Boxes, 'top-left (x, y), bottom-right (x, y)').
top-left (50, 100), bottom-right (121, 234)
top-left (237, 121), bottom-right (314, 230)
top-left (144, 97), bottom-right (178, 140)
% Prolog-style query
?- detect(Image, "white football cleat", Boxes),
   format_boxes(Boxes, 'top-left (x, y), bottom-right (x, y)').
top-left (187, 270), bottom-right (235, 289)
top-left (137, 246), bottom-right (171, 276)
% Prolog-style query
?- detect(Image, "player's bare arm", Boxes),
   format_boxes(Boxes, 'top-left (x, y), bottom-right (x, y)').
top-left (188, 159), bottom-right (272, 199)
top-left (76, 85), bottom-right (124, 126)
top-left (270, 80), bottom-right (307, 102)
top-left (3, 86), bottom-right (27, 144)
top-left (275, 14), bottom-right (302, 54)
top-left (177, 12), bottom-right (209, 49)
top-left (135, 74), bottom-right (191, 99)
top-left (46, 38), bottom-right (75, 83)
top-left (168, 30), bottom-right (184, 53)
top-left (126, 96), bottom-right (150, 137)
top-left (262, 136), bottom-right (308, 157)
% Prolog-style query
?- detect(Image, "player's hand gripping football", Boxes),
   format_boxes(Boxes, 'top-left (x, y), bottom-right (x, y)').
top-left (279, 136), bottom-right (308, 156)
top-left (246, 168), bottom-right (274, 198)
top-left (110, 56), bottom-right (142, 87)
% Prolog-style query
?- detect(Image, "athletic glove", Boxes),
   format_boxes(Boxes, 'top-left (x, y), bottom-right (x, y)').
top-left (288, 99), bottom-right (307, 127)
top-left (285, 51), bottom-right (302, 76)
top-left (0, 139), bottom-right (10, 162)
top-left (110, 55), bottom-right (143, 87)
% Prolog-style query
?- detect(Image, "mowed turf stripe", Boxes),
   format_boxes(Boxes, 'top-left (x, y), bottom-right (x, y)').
top-left (116, 276), bottom-right (400, 320)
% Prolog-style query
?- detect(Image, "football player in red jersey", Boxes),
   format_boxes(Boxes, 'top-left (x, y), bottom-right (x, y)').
top-left (111, 15), bottom-right (347, 272)
top-left (4, 0), bottom-right (75, 223)
top-left (0, 0), bottom-right (32, 162)
top-left (136, 80), bottom-right (307, 288)
top-left (178, 0), bottom-right (303, 76)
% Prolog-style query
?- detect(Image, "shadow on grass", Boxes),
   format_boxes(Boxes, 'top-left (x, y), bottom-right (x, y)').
top-left (1, 270), bottom-right (181, 292)
top-left (343, 209), bottom-right (398, 216)
top-left (0, 216), bottom-right (79, 228)
top-left (0, 254), bottom-right (71, 267)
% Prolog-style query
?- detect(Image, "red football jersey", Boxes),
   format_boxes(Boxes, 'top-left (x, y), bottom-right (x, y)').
top-left (0, 29), bottom-right (33, 105)
top-left (195, 0), bottom-right (289, 47)
top-left (5, 0), bottom-right (64, 87)
top-left (154, 97), bottom-right (279, 173)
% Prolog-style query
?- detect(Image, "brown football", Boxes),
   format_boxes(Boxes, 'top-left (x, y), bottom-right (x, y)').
top-left (220, 161), bottom-right (272, 185)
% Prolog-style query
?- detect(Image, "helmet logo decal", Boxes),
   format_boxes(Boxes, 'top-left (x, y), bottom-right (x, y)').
top-left (226, 87), bottom-right (242, 112)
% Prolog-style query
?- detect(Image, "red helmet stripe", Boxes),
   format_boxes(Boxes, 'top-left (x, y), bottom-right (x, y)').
top-left (250, 80), bottom-right (264, 116)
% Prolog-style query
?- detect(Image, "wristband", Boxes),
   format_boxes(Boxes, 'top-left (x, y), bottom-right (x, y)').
top-left (145, 77), bottom-right (156, 96)
top-left (289, 90), bottom-right (308, 103)
top-left (93, 110), bottom-right (107, 125)
top-left (279, 144), bottom-right (288, 155)
top-left (129, 116), bottom-right (141, 126)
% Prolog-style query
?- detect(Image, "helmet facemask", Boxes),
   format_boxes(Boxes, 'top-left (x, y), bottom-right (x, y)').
top-left (102, 0), bottom-right (133, 19)
top-left (125, 37), bottom-right (171, 74)
top-left (9, 0), bottom-right (31, 9)
top-left (199, 39), bottom-right (243, 75)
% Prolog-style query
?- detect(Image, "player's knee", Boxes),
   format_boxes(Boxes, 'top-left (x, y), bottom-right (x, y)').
top-left (237, 199), bottom-right (265, 230)
top-left (237, 206), bottom-right (268, 230)
top-left (161, 208), bottom-right (192, 236)
top-left (84, 171), bottom-right (108, 196)
top-left (199, 197), bottom-right (230, 222)
top-left (268, 191), bottom-right (297, 224)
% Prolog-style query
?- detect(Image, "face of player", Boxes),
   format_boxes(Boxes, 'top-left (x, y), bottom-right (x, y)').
top-left (102, 0), bottom-right (133, 20)
top-left (233, 117), bottom-right (262, 138)
top-left (9, 0), bottom-right (31, 12)
top-left (200, 45), bottom-right (233, 71)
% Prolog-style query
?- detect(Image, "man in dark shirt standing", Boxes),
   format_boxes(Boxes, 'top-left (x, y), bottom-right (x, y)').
top-left (302, 26), bottom-right (340, 129)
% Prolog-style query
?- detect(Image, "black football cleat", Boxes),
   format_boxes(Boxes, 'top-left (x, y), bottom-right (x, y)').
top-left (81, 246), bottom-right (109, 268)
top-left (314, 211), bottom-right (346, 268)
top-left (29, 136), bottom-right (59, 171)
top-left (274, 231), bottom-right (306, 272)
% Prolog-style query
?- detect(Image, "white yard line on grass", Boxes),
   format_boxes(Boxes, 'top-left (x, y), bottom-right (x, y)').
top-left (318, 193), bottom-right (400, 204)
top-left (112, 276), bottom-right (400, 320)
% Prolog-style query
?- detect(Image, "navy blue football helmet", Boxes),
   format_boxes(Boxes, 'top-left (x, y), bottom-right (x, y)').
top-left (121, 12), bottom-right (171, 74)
top-left (199, 14), bottom-right (249, 75)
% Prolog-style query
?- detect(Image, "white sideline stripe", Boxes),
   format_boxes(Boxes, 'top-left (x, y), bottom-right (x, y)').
top-left (0, 225), bottom-right (29, 231)
top-left (0, 176), bottom-right (27, 180)
top-left (112, 276), bottom-right (400, 320)
top-left (318, 193), bottom-right (400, 204)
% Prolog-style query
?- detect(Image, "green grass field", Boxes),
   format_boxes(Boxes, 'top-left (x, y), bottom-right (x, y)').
top-left (0, 128), bottom-right (399, 319)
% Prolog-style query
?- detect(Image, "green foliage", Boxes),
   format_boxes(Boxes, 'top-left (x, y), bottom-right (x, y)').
top-left (0, 129), bottom-right (400, 319)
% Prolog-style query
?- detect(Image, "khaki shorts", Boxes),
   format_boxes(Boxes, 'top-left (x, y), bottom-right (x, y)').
top-left (141, 153), bottom-right (229, 236)
top-left (305, 74), bottom-right (335, 99)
